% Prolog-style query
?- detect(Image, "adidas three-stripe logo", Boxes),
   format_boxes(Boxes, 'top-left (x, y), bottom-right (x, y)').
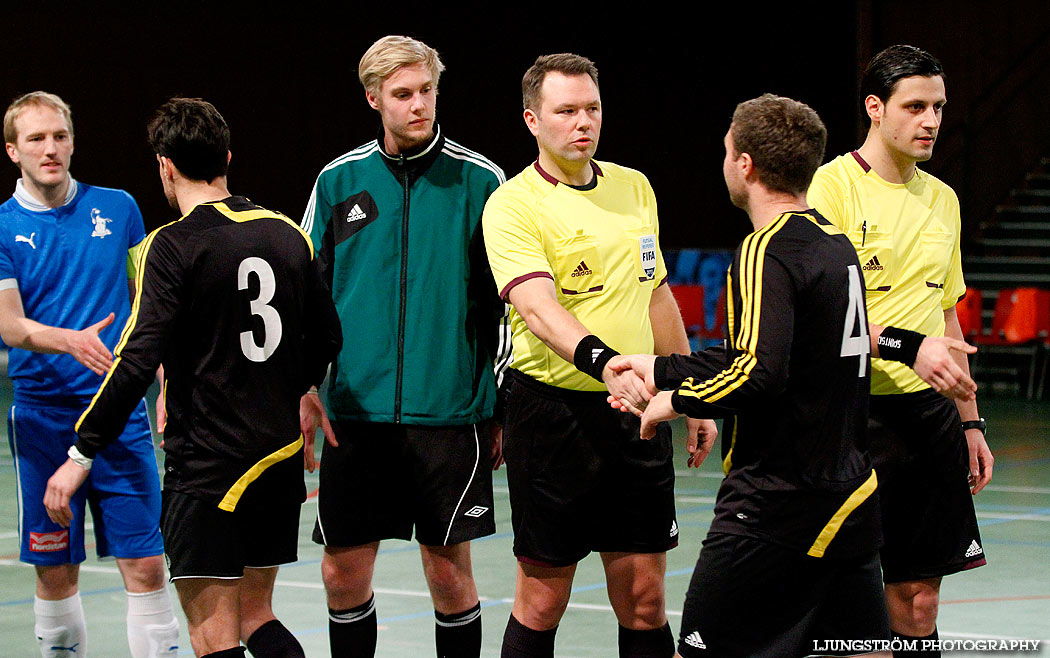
top-left (862, 255), bottom-right (884, 271)
top-left (571, 260), bottom-right (593, 277)
top-left (683, 632), bottom-right (706, 649)
top-left (964, 539), bottom-right (983, 558)
top-left (346, 204), bottom-right (367, 222)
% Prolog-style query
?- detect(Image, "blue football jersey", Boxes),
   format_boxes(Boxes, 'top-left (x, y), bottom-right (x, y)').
top-left (0, 177), bottom-right (146, 405)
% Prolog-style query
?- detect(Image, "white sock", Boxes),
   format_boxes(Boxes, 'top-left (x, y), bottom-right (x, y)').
top-left (34, 592), bottom-right (88, 658)
top-left (126, 588), bottom-right (180, 658)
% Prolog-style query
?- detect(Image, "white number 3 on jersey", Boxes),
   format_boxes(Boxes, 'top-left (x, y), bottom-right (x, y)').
top-left (840, 264), bottom-right (870, 377)
top-left (238, 257), bottom-right (283, 362)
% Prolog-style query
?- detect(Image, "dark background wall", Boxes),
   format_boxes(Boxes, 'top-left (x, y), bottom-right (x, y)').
top-left (2, 3), bottom-right (1047, 248)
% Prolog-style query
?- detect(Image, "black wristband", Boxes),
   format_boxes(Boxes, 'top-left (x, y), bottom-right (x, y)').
top-left (877, 326), bottom-right (925, 367)
top-left (961, 418), bottom-right (987, 436)
top-left (573, 335), bottom-right (620, 382)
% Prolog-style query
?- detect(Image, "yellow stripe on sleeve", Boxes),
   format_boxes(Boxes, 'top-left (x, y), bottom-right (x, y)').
top-left (76, 221), bottom-right (176, 432)
top-left (674, 215), bottom-right (789, 406)
top-left (209, 202), bottom-right (315, 259)
top-left (218, 436), bottom-right (304, 512)
top-left (721, 417), bottom-right (737, 475)
top-left (806, 469), bottom-right (878, 558)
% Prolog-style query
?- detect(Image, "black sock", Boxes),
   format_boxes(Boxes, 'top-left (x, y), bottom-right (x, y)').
top-left (246, 619), bottom-right (305, 658)
top-left (892, 628), bottom-right (940, 658)
top-left (329, 593), bottom-right (377, 658)
top-left (618, 623), bottom-right (675, 658)
top-left (435, 601), bottom-right (482, 658)
top-left (202, 649), bottom-right (246, 658)
top-left (501, 613), bottom-right (557, 658)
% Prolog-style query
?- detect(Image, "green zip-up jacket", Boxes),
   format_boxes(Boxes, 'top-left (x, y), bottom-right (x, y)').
top-left (301, 128), bottom-right (507, 425)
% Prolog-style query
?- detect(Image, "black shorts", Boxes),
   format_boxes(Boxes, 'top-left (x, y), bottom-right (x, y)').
top-left (678, 532), bottom-right (890, 658)
top-left (312, 419), bottom-right (495, 547)
top-left (869, 390), bottom-right (986, 583)
top-left (502, 370), bottom-right (677, 567)
top-left (161, 472), bottom-right (302, 580)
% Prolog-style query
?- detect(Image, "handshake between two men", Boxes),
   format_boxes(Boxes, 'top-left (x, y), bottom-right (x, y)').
top-left (602, 332), bottom-right (980, 469)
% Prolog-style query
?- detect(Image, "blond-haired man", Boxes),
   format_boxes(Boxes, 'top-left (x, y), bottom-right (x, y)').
top-left (300, 36), bottom-right (509, 658)
top-left (1, 91), bottom-right (178, 658)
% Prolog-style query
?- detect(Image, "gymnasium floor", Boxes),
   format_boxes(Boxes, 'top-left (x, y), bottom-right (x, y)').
top-left (1, 375), bottom-right (1048, 657)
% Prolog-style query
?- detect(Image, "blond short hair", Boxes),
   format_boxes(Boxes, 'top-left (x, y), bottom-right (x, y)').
top-left (4, 91), bottom-right (73, 144)
top-left (358, 35), bottom-right (445, 96)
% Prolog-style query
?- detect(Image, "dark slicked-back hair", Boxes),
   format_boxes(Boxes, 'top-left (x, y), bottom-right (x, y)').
top-left (730, 94), bottom-right (827, 196)
top-left (147, 98), bottom-right (230, 183)
top-left (861, 44), bottom-right (945, 103)
top-left (522, 53), bottom-right (599, 110)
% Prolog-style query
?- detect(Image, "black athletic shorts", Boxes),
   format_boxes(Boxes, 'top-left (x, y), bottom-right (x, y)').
top-left (312, 419), bottom-right (495, 547)
top-left (161, 460), bottom-right (303, 579)
top-left (678, 532), bottom-right (890, 658)
top-left (869, 389), bottom-right (986, 583)
top-left (502, 369), bottom-right (677, 567)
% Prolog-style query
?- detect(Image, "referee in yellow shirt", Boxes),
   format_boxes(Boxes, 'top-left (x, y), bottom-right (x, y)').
top-left (483, 53), bottom-right (716, 658)
top-left (808, 45), bottom-right (993, 658)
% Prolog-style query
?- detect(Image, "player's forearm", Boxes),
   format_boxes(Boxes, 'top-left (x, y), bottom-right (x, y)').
top-left (510, 291), bottom-right (590, 364)
top-left (944, 312), bottom-right (980, 420)
top-left (655, 349), bottom-right (726, 390)
top-left (1, 317), bottom-right (79, 355)
top-left (650, 284), bottom-right (690, 357)
top-left (76, 358), bottom-right (157, 458)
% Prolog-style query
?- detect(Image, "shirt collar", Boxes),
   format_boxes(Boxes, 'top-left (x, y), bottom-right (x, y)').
top-left (377, 124), bottom-right (442, 162)
top-left (13, 174), bottom-right (78, 212)
top-left (532, 159), bottom-right (603, 190)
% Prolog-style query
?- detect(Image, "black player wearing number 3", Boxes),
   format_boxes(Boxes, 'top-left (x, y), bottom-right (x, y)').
top-left (43, 97), bottom-right (342, 658)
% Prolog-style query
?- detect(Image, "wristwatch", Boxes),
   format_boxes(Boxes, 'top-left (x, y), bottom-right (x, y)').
top-left (961, 418), bottom-right (987, 436)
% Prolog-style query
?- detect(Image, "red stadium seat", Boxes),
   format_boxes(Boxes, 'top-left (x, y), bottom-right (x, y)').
top-left (955, 287), bottom-right (983, 340)
top-left (973, 288), bottom-right (1049, 398)
top-left (671, 285), bottom-right (704, 334)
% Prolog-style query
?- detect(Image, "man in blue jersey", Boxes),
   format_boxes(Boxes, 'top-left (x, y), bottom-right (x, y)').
top-left (1, 92), bottom-right (178, 658)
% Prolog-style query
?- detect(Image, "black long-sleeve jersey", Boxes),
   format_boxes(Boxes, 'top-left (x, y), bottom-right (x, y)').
top-left (654, 210), bottom-right (879, 558)
top-left (76, 196), bottom-right (342, 509)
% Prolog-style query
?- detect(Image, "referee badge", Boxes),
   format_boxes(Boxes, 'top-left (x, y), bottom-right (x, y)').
top-left (639, 234), bottom-right (657, 280)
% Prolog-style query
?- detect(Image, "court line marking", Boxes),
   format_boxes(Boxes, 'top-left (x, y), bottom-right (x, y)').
top-left (0, 558), bottom-right (120, 574)
top-left (942, 595), bottom-right (1050, 605)
top-left (3, 569), bottom-right (1048, 646)
top-left (983, 484), bottom-right (1050, 494)
top-left (274, 581), bottom-right (689, 615)
top-left (978, 508), bottom-right (1050, 526)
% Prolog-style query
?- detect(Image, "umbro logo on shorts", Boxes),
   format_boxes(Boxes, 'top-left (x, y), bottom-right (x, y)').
top-left (964, 539), bottom-right (983, 558)
top-left (346, 204), bottom-right (367, 222)
top-left (683, 631), bottom-right (706, 649)
top-left (571, 260), bottom-right (593, 277)
top-left (464, 506), bottom-right (489, 518)
top-left (862, 256), bottom-right (884, 271)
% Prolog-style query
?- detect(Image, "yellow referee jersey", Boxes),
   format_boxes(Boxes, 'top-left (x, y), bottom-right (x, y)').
top-left (483, 160), bottom-right (667, 392)
top-left (808, 152), bottom-right (966, 395)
